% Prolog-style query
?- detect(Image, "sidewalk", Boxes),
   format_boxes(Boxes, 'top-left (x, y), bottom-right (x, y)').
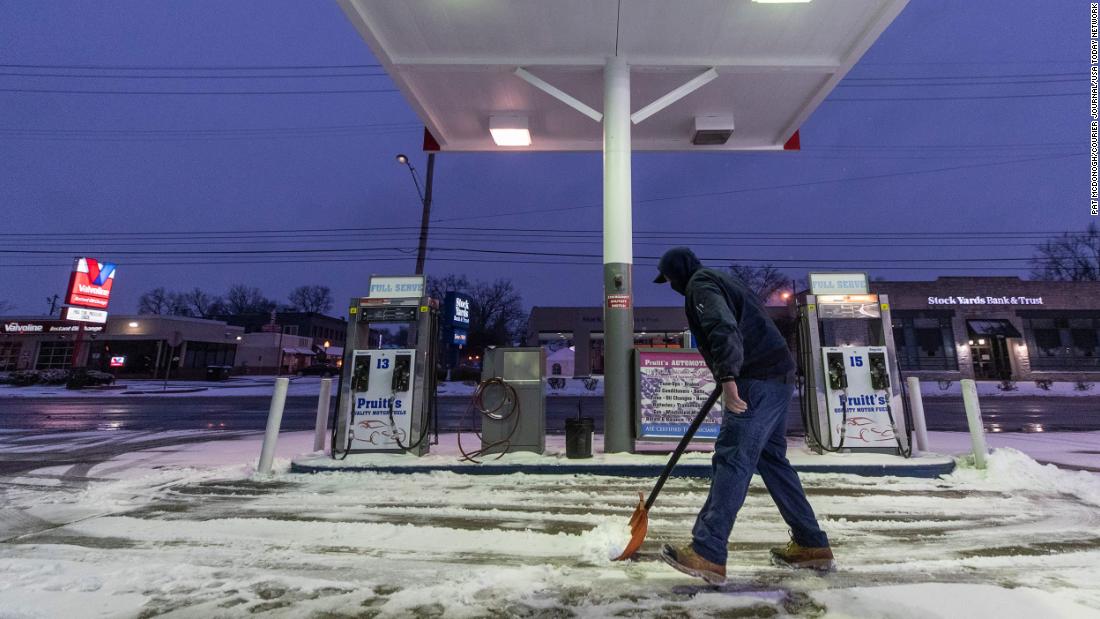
top-left (294, 432), bottom-right (956, 478)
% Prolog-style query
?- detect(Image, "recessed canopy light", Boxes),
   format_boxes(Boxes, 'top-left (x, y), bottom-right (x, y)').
top-left (489, 115), bottom-right (531, 146)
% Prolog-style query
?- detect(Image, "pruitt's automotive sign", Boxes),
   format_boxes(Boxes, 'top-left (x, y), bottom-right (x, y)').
top-left (635, 349), bottom-right (721, 440)
top-left (65, 257), bottom-right (117, 309)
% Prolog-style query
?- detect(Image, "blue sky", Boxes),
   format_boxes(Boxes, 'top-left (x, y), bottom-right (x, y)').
top-left (0, 0), bottom-right (1087, 315)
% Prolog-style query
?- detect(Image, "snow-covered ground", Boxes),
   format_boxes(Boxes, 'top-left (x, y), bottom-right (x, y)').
top-left (1, 430), bottom-right (1099, 618)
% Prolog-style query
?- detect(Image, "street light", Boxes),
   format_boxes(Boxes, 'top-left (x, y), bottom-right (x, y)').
top-left (395, 152), bottom-right (436, 275)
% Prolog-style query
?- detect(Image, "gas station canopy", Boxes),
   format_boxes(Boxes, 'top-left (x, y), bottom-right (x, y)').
top-left (338, 0), bottom-right (907, 151)
top-left (336, 0), bottom-right (909, 453)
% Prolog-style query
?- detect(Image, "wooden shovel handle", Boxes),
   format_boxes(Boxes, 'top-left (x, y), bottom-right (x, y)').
top-left (644, 386), bottom-right (723, 511)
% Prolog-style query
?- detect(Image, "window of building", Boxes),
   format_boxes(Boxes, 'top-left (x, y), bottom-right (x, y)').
top-left (0, 341), bottom-right (21, 371)
top-left (36, 341), bottom-right (74, 369)
top-left (282, 325), bottom-right (299, 336)
top-left (633, 332), bottom-right (686, 349)
top-left (551, 363), bottom-right (562, 375)
top-left (891, 312), bottom-right (958, 371)
top-left (1022, 312), bottom-right (1100, 370)
top-left (183, 342), bottom-right (237, 368)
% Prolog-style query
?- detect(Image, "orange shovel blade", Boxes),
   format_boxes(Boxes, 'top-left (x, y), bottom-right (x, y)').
top-left (613, 492), bottom-right (649, 561)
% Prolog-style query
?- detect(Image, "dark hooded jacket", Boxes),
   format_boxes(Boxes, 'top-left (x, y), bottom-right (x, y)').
top-left (657, 247), bottom-right (795, 382)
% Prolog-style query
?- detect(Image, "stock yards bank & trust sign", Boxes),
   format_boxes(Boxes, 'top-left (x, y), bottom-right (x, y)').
top-left (927, 295), bottom-right (1043, 306)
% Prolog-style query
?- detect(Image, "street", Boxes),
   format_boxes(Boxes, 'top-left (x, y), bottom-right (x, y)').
top-left (0, 394), bottom-right (1096, 435)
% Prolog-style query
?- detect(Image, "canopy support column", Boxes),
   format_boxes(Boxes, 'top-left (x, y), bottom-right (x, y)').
top-left (602, 55), bottom-right (634, 454)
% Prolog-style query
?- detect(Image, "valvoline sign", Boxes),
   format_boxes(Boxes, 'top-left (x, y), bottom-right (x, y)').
top-left (65, 257), bottom-right (116, 310)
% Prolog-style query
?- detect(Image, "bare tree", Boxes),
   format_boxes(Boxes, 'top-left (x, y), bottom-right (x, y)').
top-left (727, 264), bottom-right (790, 302)
top-left (427, 274), bottom-right (472, 300)
top-left (138, 287), bottom-right (188, 315)
top-left (1031, 223), bottom-right (1100, 281)
top-left (288, 285), bottom-right (333, 314)
top-left (180, 287), bottom-right (223, 318)
top-left (223, 285), bottom-right (275, 315)
top-left (469, 278), bottom-right (526, 347)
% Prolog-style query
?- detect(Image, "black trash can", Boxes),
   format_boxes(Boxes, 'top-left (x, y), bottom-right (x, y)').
top-left (564, 417), bottom-right (594, 459)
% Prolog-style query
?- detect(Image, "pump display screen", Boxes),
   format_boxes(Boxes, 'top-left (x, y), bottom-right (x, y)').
top-left (817, 294), bottom-right (881, 319)
top-left (366, 324), bottom-right (413, 349)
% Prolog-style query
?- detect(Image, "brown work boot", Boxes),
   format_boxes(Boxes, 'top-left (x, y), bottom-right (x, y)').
top-left (659, 543), bottom-right (726, 585)
top-left (770, 540), bottom-right (836, 572)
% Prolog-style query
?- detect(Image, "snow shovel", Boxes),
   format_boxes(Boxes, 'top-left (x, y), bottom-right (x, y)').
top-left (614, 385), bottom-right (723, 561)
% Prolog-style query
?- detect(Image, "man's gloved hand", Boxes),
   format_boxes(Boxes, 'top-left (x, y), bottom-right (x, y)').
top-left (722, 380), bottom-right (749, 413)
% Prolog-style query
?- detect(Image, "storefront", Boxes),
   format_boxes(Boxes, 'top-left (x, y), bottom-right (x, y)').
top-left (0, 319), bottom-right (105, 371)
top-left (1, 314), bottom-right (243, 379)
top-left (870, 277), bottom-right (1100, 382)
top-left (528, 305), bottom-right (791, 377)
top-left (527, 307), bottom-right (689, 377)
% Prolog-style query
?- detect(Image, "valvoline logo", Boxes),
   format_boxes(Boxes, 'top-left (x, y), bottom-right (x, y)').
top-left (85, 258), bottom-right (117, 286)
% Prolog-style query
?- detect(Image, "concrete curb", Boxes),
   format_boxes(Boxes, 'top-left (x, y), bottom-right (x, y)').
top-left (290, 458), bottom-right (956, 479)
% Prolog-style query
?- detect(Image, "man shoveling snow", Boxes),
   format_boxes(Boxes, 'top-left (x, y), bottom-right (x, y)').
top-left (653, 247), bottom-right (834, 584)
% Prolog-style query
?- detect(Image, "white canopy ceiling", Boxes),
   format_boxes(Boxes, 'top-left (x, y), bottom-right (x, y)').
top-left (338, 0), bottom-right (908, 151)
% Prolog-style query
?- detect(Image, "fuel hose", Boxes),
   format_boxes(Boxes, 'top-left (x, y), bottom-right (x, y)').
top-left (457, 376), bottom-right (522, 463)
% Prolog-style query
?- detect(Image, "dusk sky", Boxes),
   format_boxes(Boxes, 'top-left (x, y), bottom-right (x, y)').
top-left (0, 1), bottom-right (1086, 315)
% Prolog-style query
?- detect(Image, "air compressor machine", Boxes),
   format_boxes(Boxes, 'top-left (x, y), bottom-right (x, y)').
top-left (797, 292), bottom-right (912, 456)
top-left (333, 285), bottom-right (440, 457)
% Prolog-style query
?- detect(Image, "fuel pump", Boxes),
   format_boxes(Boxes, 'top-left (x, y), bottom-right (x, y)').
top-left (797, 291), bottom-right (912, 457)
top-left (333, 283), bottom-right (440, 457)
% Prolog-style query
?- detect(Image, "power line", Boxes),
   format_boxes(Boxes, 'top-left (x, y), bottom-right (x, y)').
top-left (828, 92), bottom-right (1084, 102)
top-left (0, 123), bottom-right (423, 142)
top-left (0, 62), bottom-right (383, 70)
top-left (0, 255), bottom-right (1040, 273)
top-left (0, 71), bottom-right (391, 80)
top-left (0, 244), bottom-right (1053, 264)
top-left (0, 87), bottom-right (400, 96)
top-left (0, 235), bottom-right (1063, 250)
top-left (845, 71), bottom-right (1083, 81)
top-left (431, 151), bottom-right (1085, 223)
top-left (0, 225), bottom-right (1082, 239)
top-left (839, 78), bottom-right (1079, 88)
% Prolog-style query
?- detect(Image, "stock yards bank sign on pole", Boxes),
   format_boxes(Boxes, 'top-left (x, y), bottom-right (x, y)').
top-left (635, 349), bottom-right (722, 440)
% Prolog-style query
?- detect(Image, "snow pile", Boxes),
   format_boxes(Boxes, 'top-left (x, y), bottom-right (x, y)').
top-left (579, 521), bottom-right (634, 563)
top-left (812, 583), bottom-right (1100, 619)
top-left (950, 447), bottom-right (1100, 507)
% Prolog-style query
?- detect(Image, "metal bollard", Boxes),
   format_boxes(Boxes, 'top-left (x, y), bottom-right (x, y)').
top-left (906, 377), bottom-right (929, 453)
top-left (313, 378), bottom-right (333, 452)
top-left (960, 379), bottom-right (988, 469)
top-left (257, 377), bottom-right (290, 475)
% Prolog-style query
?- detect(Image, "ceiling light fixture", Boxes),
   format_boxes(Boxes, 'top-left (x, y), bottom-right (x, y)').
top-left (489, 115), bottom-right (531, 146)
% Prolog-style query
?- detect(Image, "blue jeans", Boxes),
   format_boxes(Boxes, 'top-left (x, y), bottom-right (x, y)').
top-left (691, 378), bottom-right (829, 565)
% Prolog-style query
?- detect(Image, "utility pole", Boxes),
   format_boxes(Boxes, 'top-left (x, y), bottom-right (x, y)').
top-left (46, 294), bottom-right (60, 316)
top-left (416, 153), bottom-right (436, 275)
